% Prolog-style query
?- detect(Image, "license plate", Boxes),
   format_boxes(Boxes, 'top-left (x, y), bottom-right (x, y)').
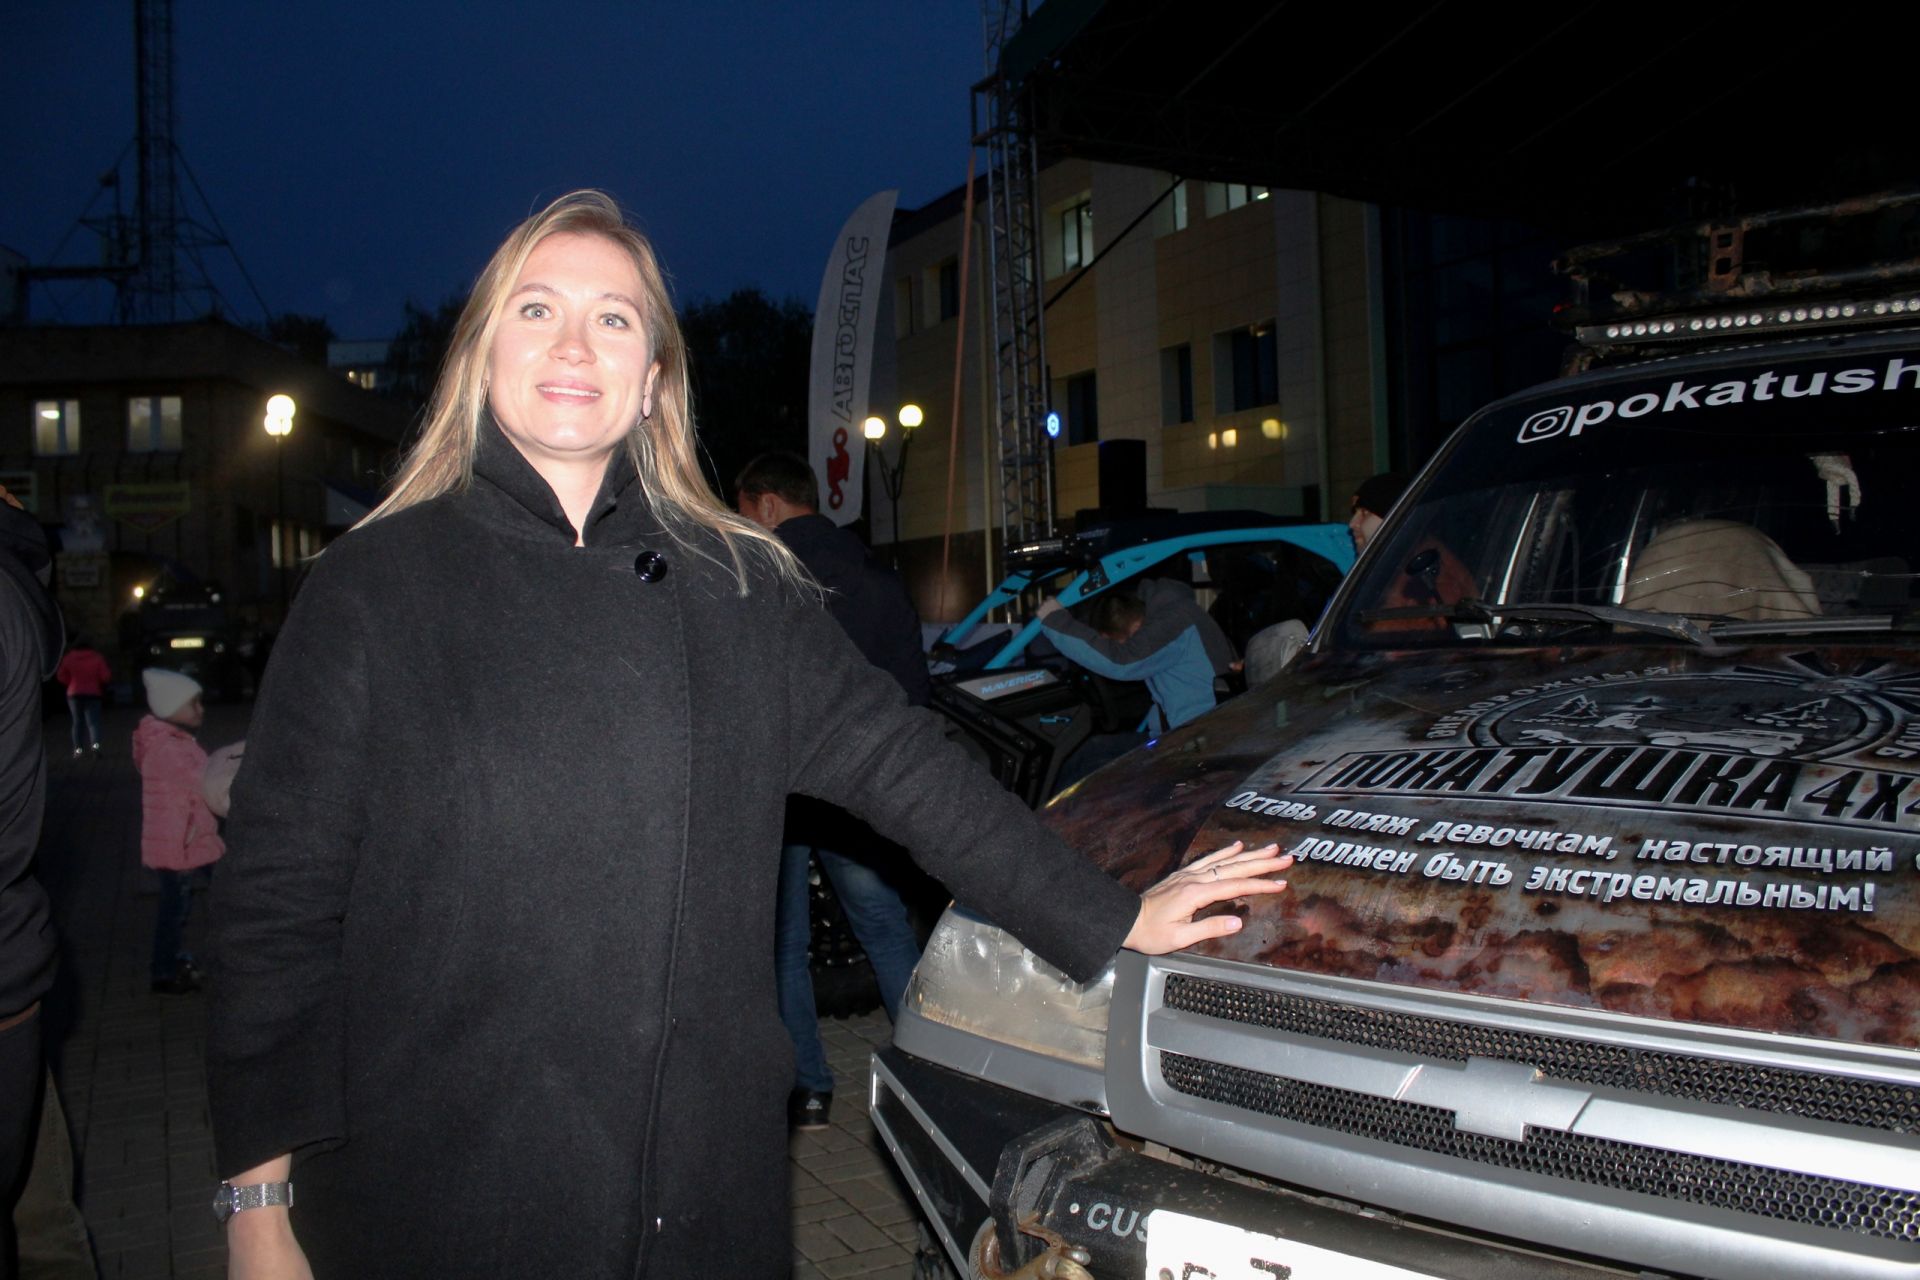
top-left (1142, 1210), bottom-right (1442, 1280)
top-left (169, 637), bottom-right (207, 649)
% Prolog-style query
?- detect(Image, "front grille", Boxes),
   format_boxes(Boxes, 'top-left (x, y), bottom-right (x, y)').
top-left (1163, 974), bottom-right (1920, 1135)
top-left (1161, 1053), bottom-right (1920, 1242)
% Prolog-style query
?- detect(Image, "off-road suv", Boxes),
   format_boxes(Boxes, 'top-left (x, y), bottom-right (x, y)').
top-left (875, 202), bottom-right (1920, 1279)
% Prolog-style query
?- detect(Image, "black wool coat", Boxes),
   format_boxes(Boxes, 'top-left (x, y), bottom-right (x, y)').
top-left (207, 423), bottom-right (1140, 1279)
top-left (0, 503), bottom-right (59, 1020)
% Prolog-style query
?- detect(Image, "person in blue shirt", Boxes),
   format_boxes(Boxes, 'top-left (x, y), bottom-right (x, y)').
top-left (1039, 578), bottom-right (1238, 786)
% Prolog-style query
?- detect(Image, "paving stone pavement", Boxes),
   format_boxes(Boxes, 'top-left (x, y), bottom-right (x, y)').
top-left (30, 702), bottom-right (928, 1279)
top-left (788, 1017), bottom-right (924, 1280)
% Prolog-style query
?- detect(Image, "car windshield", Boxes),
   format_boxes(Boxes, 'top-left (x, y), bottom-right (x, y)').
top-left (1335, 346), bottom-right (1920, 649)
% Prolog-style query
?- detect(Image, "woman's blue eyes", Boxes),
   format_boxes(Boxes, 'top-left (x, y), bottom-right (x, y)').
top-left (516, 302), bottom-right (632, 328)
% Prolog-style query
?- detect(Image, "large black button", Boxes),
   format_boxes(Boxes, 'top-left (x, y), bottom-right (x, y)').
top-left (633, 550), bottom-right (669, 583)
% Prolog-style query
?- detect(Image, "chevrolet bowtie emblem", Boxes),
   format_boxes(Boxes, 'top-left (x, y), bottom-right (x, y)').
top-left (1397, 1057), bottom-right (1592, 1141)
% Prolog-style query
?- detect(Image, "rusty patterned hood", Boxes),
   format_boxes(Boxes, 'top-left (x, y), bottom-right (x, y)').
top-left (1045, 643), bottom-right (1920, 1049)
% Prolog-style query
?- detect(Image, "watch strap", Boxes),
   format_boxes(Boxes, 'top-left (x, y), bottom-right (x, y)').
top-left (215, 1180), bottom-right (294, 1222)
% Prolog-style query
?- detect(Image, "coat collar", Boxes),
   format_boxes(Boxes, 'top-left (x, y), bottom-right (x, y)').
top-left (468, 411), bottom-right (660, 547)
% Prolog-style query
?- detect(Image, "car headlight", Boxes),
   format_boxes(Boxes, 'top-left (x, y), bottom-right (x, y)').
top-left (902, 906), bottom-right (1114, 1070)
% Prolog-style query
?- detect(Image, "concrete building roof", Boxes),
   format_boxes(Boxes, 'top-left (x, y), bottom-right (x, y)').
top-left (0, 320), bottom-right (412, 444)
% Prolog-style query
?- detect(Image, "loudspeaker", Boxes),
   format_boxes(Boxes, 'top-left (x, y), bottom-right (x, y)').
top-left (1097, 439), bottom-right (1147, 515)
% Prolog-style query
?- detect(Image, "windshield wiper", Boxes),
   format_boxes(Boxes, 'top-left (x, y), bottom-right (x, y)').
top-left (1357, 598), bottom-right (1715, 646)
top-left (1705, 614), bottom-right (1917, 639)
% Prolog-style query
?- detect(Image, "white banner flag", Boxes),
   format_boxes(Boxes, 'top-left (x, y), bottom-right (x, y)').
top-left (808, 189), bottom-right (897, 524)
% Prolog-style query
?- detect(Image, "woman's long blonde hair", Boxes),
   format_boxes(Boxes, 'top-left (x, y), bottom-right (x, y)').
top-left (357, 189), bottom-right (802, 594)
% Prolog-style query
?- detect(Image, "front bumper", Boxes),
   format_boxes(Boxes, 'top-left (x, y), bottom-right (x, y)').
top-left (872, 1046), bottom-right (1631, 1279)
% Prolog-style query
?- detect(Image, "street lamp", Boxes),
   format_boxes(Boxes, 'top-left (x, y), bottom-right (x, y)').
top-left (264, 394), bottom-right (295, 616)
top-left (865, 403), bottom-right (922, 569)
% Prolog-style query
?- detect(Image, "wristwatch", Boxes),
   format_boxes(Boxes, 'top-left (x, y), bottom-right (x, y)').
top-left (212, 1180), bottom-right (294, 1224)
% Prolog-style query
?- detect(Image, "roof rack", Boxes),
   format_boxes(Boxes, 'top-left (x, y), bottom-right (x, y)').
top-left (1553, 191), bottom-right (1920, 359)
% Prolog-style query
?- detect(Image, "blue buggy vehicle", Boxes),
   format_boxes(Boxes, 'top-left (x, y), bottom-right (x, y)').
top-left (929, 510), bottom-right (1353, 807)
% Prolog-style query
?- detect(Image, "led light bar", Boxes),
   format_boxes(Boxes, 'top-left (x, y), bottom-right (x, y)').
top-left (1577, 294), bottom-right (1920, 348)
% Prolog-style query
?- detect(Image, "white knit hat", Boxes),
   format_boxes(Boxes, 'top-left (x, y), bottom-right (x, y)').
top-left (142, 668), bottom-right (202, 719)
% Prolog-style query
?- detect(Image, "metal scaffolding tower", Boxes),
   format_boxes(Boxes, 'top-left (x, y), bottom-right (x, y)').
top-left (118, 0), bottom-right (253, 322)
top-left (129, 0), bottom-right (183, 320)
top-left (21, 0), bottom-right (259, 325)
top-left (974, 1), bottom-right (1054, 546)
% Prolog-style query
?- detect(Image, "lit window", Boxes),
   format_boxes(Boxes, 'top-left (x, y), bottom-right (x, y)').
top-left (1204, 182), bottom-right (1272, 217)
top-left (1155, 179), bottom-right (1190, 236)
top-left (127, 395), bottom-right (183, 452)
top-left (1061, 199), bottom-right (1093, 271)
top-left (273, 521), bottom-right (322, 568)
top-left (34, 400), bottom-right (80, 456)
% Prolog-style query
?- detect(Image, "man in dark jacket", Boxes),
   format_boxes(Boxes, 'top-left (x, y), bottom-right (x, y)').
top-left (736, 452), bottom-right (930, 1131)
top-left (0, 486), bottom-right (60, 1274)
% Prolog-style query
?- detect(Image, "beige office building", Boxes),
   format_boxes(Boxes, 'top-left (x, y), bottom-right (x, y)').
top-left (876, 159), bottom-right (1411, 624)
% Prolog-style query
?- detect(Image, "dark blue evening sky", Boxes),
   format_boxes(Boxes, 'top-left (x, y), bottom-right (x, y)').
top-left (1, 2), bottom-right (986, 338)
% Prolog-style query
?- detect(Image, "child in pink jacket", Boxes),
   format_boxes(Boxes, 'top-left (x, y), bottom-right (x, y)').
top-left (133, 669), bottom-right (225, 994)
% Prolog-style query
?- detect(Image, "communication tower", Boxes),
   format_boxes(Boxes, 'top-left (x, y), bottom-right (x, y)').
top-left (15, 0), bottom-right (263, 325)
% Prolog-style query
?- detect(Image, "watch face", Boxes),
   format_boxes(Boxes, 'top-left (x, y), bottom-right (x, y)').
top-left (212, 1185), bottom-right (234, 1224)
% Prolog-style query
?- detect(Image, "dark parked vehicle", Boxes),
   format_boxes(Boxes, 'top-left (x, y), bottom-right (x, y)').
top-left (877, 205), bottom-right (1920, 1279)
top-left (128, 579), bottom-right (250, 700)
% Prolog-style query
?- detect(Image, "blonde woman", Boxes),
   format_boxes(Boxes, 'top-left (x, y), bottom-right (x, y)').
top-left (207, 190), bottom-right (1288, 1279)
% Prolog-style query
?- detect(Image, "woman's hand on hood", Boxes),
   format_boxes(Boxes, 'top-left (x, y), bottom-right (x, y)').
top-left (1123, 840), bottom-right (1291, 954)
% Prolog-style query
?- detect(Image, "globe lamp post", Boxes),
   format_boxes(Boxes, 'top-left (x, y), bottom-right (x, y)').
top-left (865, 404), bottom-right (922, 569)
top-left (264, 394), bottom-right (295, 616)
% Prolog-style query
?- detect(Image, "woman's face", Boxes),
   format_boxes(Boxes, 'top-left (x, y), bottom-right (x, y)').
top-left (486, 232), bottom-right (660, 471)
